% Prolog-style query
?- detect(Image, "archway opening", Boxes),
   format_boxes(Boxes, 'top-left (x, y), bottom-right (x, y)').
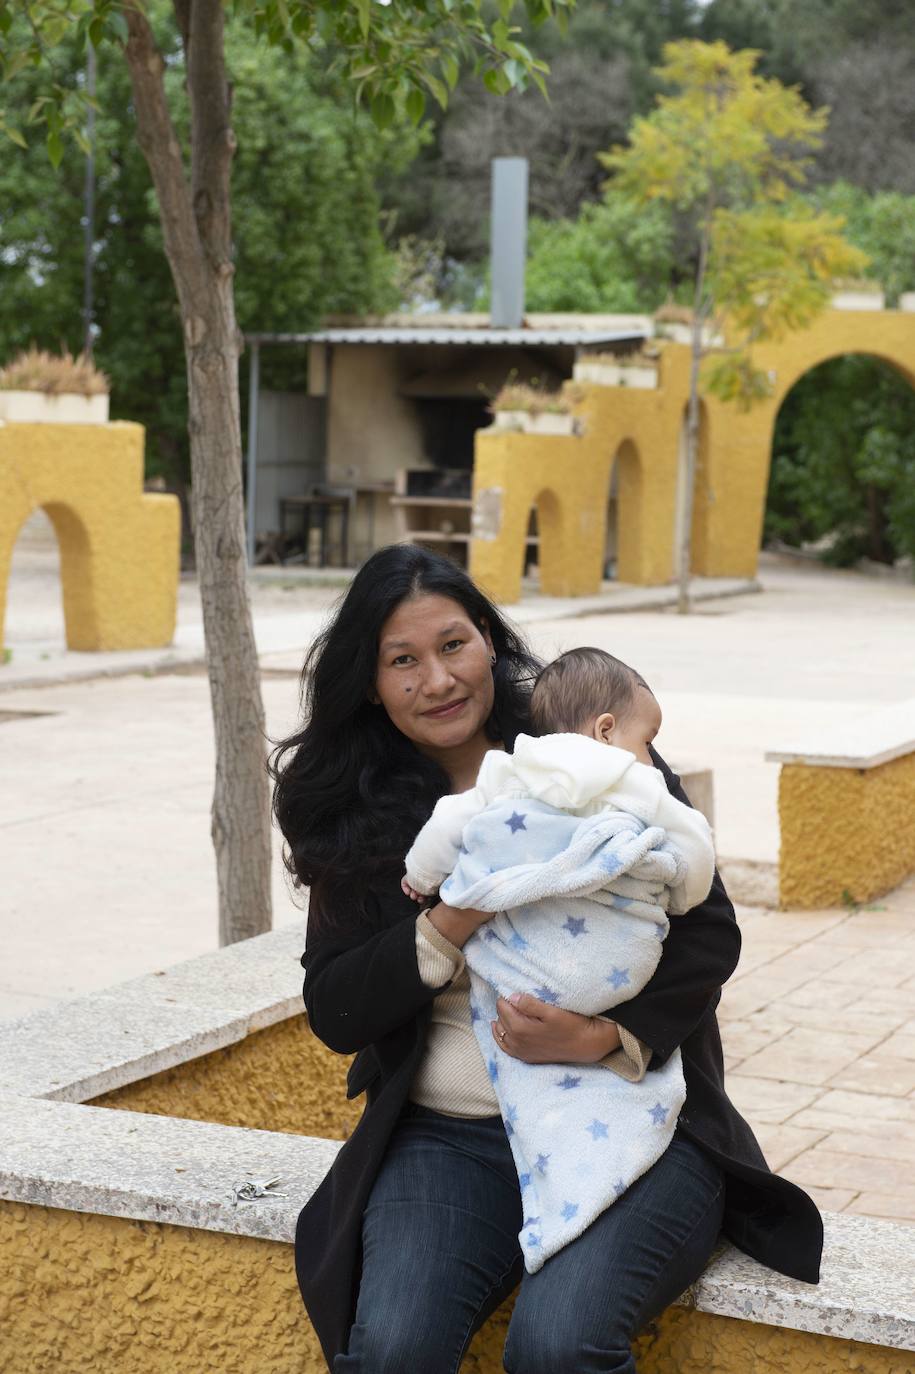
top-left (523, 488), bottom-right (561, 592)
top-left (3, 509), bottom-right (66, 660)
top-left (605, 440), bottom-right (640, 582)
top-left (519, 505), bottom-right (540, 585)
top-left (765, 354), bottom-right (915, 574)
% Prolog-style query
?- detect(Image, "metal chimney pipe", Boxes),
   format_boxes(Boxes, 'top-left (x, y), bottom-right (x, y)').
top-left (490, 157), bottom-right (528, 329)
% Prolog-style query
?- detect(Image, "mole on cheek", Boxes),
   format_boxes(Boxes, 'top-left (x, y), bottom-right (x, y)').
top-left (405, 686), bottom-right (412, 694)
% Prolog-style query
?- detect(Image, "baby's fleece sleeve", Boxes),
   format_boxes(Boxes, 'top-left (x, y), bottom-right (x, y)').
top-left (655, 789), bottom-right (715, 915)
top-left (404, 785), bottom-right (486, 896)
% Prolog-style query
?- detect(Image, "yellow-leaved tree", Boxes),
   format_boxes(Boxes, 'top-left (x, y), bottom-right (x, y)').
top-left (602, 40), bottom-right (868, 612)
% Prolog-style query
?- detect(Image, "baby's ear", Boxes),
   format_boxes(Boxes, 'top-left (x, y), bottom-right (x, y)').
top-left (592, 712), bottom-right (616, 744)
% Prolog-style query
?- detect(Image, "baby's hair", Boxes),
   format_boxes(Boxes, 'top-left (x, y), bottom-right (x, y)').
top-left (529, 647), bottom-right (650, 736)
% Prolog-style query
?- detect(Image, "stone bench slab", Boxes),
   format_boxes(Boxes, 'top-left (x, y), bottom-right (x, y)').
top-left (766, 698), bottom-right (915, 770)
top-left (0, 1090), bottom-right (912, 1351)
top-left (0, 922), bottom-right (306, 1101)
top-left (0, 1090), bottom-right (338, 1244)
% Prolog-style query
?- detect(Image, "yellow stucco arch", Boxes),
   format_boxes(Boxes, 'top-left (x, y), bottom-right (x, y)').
top-left (470, 428), bottom-right (611, 603)
top-left (0, 421), bottom-right (180, 651)
top-left (608, 439), bottom-right (643, 584)
top-left (470, 308), bottom-right (915, 601)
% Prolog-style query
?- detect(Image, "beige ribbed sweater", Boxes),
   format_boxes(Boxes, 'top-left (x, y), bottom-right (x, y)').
top-left (409, 912), bottom-right (651, 1118)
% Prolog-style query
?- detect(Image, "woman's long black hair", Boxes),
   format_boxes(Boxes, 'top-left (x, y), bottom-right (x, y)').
top-left (270, 544), bottom-right (541, 929)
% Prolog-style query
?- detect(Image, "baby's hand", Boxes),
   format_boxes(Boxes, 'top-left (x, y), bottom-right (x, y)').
top-left (401, 876), bottom-right (431, 903)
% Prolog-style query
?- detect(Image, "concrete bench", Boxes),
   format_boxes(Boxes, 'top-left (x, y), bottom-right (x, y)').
top-left (1, 928), bottom-right (912, 1372)
top-left (669, 762), bottom-right (714, 831)
top-left (766, 698), bottom-right (915, 908)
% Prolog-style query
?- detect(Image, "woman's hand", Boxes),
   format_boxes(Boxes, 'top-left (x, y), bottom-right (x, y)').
top-left (492, 993), bottom-right (621, 1064)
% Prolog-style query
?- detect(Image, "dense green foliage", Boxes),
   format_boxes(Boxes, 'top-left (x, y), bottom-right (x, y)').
top-left (523, 198), bottom-right (675, 312)
top-left (0, 18), bottom-right (416, 484)
top-left (805, 183), bottom-right (915, 306)
top-left (767, 356), bottom-right (915, 570)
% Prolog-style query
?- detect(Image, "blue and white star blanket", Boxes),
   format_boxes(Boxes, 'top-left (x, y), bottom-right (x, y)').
top-left (439, 798), bottom-right (687, 1272)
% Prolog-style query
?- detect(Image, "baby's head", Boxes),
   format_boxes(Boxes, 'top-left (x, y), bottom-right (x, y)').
top-left (529, 647), bottom-right (661, 766)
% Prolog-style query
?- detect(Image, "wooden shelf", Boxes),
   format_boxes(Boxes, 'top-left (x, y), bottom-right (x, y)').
top-left (390, 495), bottom-right (472, 509)
top-left (400, 532), bottom-right (539, 547)
top-left (399, 531), bottom-right (471, 543)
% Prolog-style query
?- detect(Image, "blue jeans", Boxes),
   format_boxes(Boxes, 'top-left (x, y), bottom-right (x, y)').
top-left (335, 1104), bottom-right (725, 1374)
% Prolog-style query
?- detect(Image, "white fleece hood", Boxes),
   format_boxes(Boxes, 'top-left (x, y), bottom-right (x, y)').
top-left (478, 732), bottom-right (665, 816)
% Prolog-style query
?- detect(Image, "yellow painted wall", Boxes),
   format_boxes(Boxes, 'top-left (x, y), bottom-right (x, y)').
top-left (0, 421), bottom-right (179, 650)
top-left (1, 1201), bottom-right (908, 1374)
top-left (469, 309), bottom-right (915, 602)
top-left (92, 1014), bottom-right (362, 1142)
top-left (470, 428), bottom-right (611, 603)
top-left (778, 752), bottom-right (915, 909)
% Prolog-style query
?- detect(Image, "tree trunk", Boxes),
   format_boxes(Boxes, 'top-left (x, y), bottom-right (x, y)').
top-left (186, 285), bottom-right (272, 947)
top-left (125, 1), bottom-right (272, 945)
top-left (678, 215), bottom-right (712, 616)
top-left (678, 326), bottom-right (702, 615)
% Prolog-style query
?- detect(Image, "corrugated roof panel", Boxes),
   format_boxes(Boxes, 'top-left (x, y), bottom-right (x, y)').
top-left (245, 327), bottom-right (648, 347)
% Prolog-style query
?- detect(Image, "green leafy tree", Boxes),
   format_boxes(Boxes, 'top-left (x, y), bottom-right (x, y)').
top-left (0, 20), bottom-right (417, 492)
top-left (699, 0), bottom-right (915, 193)
top-left (804, 183), bottom-right (915, 306)
top-left (380, 0), bottom-right (706, 271)
top-left (602, 39), bottom-right (866, 612)
top-left (0, 0), bottom-right (573, 947)
top-left (523, 196), bottom-right (675, 313)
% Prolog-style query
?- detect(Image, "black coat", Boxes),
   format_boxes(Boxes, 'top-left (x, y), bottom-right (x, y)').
top-left (294, 753), bottom-right (823, 1369)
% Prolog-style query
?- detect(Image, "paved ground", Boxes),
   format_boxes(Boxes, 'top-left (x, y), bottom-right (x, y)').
top-left (720, 882), bottom-right (915, 1226)
top-left (2, 514), bottom-right (915, 1223)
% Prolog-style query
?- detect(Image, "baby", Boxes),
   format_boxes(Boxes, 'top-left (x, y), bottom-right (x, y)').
top-left (402, 647), bottom-right (715, 1271)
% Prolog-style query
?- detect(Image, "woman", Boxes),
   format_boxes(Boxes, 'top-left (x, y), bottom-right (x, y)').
top-left (272, 545), bottom-right (822, 1374)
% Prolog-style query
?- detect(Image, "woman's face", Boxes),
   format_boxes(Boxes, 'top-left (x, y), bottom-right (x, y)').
top-left (374, 593), bottom-right (495, 756)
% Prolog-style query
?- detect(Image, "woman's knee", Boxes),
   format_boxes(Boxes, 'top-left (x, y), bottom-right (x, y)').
top-left (337, 1317), bottom-right (460, 1374)
top-left (502, 1314), bottom-right (632, 1374)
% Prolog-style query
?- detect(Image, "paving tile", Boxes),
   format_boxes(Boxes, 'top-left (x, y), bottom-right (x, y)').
top-left (788, 1088), bottom-right (915, 1132)
top-left (877, 1032), bottom-right (915, 1062)
top-left (752, 910), bottom-right (849, 941)
top-left (783, 1146), bottom-right (915, 1194)
top-left (755, 999), bottom-right (905, 1038)
top-left (727, 941), bottom-right (793, 983)
top-left (846, 986), bottom-right (915, 1019)
top-left (827, 1050), bottom-right (915, 1098)
top-left (796, 1184), bottom-right (859, 1212)
top-left (774, 978), bottom-right (864, 1011)
top-left (748, 943), bottom-right (854, 988)
top-left (753, 1122), bottom-right (829, 1171)
top-left (821, 946), bottom-right (915, 989)
top-left (720, 1020), bottom-right (792, 1061)
top-left (737, 1026), bottom-right (885, 1087)
top-left (724, 1075), bottom-right (823, 1125)
top-left (718, 978), bottom-right (800, 1021)
top-left (823, 913), bottom-right (915, 947)
top-left (819, 1126), bottom-right (915, 1164)
top-left (847, 1193), bottom-right (915, 1223)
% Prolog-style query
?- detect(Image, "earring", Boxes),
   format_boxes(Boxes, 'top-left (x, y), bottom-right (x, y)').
top-left (490, 653), bottom-right (497, 665)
